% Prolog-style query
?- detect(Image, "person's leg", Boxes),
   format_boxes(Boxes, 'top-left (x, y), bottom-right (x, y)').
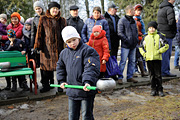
top-left (4, 77), bottom-right (11, 90)
top-left (174, 45), bottom-right (179, 68)
top-left (127, 47), bottom-right (136, 79)
top-left (11, 77), bottom-right (17, 92)
top-left (18, 76), bottom-right (29, 91)
top-left (68, 98), bottom-right (81, 120)
top-left (49, 71), bottom-right (54, 89)
top-left (162, 38), bottom-right (174, 76)
top-left (118, 47), bottom-right (130, 79)
top-left (40, 70), bottom-right (50, 93)
top-left (81, 96), bottom-right (95, 120)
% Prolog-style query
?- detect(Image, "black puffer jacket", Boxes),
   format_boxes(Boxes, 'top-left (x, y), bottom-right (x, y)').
top-left (157, 0), bottom-right (176, 38)
top-left (66, 15), bottom-right (84, 36)
top-left (104, 12), bottom-right (120, 49)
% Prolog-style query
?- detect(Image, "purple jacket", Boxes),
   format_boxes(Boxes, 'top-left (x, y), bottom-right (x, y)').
top-left (0, 22), bottom-right (7, 35)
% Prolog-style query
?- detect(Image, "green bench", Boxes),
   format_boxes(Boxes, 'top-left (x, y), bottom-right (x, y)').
top-left (0, 51), bottom-right (37, 95)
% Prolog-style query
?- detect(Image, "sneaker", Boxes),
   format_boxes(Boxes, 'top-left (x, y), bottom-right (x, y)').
top-left (150, 90), bottom-right (156, 96)
top-left (127, 78), bottom-right (138, 83)
top-left (117, 79), bottom-right (123, 84)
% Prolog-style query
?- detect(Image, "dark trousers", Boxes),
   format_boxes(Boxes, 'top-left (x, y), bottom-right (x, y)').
top-left (147, 60), bottom-right (163, 91)
top-left (41, 70), bottom-right (54, 89)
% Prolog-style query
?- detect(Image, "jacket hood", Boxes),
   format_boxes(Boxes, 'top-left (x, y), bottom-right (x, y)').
top-left (159, 0), bottom-right (174, 8)
top-left (90, 30), bottom-right (106, 39)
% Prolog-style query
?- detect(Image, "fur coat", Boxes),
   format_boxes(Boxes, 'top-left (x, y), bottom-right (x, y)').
top-left (34, 10), bottom-right (66, 71)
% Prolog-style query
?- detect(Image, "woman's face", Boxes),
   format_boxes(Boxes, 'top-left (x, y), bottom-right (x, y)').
top-left (50, 7), bottom-right (60, 16)
top-left (11, 17), bottom-right (19, 25)
top-left (35, 7), bottom-right (43, 15)
top-left (93, 10), bottom-right (101, 20)
top-left (135, 9), bottom-right (142, 16)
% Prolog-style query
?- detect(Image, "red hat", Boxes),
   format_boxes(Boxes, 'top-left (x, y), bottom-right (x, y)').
top-left (92, 25), bottom-right (102, 33)
top-left (134, 4), bottom-right (143, 10)
top-left (11, 12), bottom-right (21, 21)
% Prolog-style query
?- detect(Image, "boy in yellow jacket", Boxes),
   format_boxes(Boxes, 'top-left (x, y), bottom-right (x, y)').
top-left (139, 21), bottom-right (169, 97)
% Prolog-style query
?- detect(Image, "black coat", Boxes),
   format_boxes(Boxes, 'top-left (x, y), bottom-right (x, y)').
top-left (157, 0), bottom-right (176, 39)
top-left (104, 12), bottom-right (120, 48)
top-left (66, 15), bottom-right (84, 36)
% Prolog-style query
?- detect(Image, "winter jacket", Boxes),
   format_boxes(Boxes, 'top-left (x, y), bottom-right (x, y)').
top-left (157, 0), bottom-right (176, 39)
top-left (34, 10), bottom-right (66, 71)
top-left (177, 15), bottom-right (180, 46)
top-left (134, 15), bottom-right (145, 43)
top-left (87, 30), bottom-right (110, 72)
top-left (56, 41), bottom-right (100, 100)
top-left (4, 38), bottom-right (26, 52)
top-left (1, 22), bottom-right (23, 41)
top-left (104, 12), bottom-right (120, 50)
top-left (30, 14), bottom-right (40, 48)
top-left (22, 26), bottom-right (31, 51)
top-left (139, 30), bottom-right (169, 61)
top-left (66, 15), bottom-right (84, 36)
top-left (117, 15), bottom-right (138, 49)
top-left (0, 22), bottom-right (7, 35)
top-left (81, 15), bottom-right (111, 49)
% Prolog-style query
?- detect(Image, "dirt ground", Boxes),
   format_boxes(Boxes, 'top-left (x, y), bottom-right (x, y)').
top-left (0, 78), bottom-right (180, 120)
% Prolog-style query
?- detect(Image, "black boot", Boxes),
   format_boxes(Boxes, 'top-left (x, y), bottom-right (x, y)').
top-left (4, 77), bottom-right (11, 90)
top-left (11, 77), bottom-right (17, 92)
top-left (22, 81), bottom-right (30, 91)
top-left (159, 91), bottom-right (165, 97)
top-left (40, 70), bottom-right (50, 93)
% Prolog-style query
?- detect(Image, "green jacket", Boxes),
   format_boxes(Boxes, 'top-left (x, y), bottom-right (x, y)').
top-left (139, 30), bottom-right (169, 61)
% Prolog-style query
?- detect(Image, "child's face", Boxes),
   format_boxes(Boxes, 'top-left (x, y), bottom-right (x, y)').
top-left (11, 17), bottom-right (19, 25)
top-left (50, 7), bottom-right (59, 17)
top-left (135, 9), bottom-right (142, 16)
top-left (66, 38), bottom-right (80, 50)
top-left (93, 31), bottom-right (100, 37)
top-left (148, 27), bottom-right (156, 34)
top-left (93, 10), bottom-right (101, 20)
top-left (25, 24), bottom-right (31, 31)
top-left (35, 7), bottom-right (43, 16)
top-left (9, 37), bottom-right (16, 42)
top-left (0, 18), bottom-right (7, 24)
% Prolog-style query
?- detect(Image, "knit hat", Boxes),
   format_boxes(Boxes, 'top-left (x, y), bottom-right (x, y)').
top-left (134, 4), bottom-right (143, 10)
top-left (11, 12), bottom-right (21, 21)
top-left (7, 29), bottom-right (16, 38)
top-left (148, 21), bottom-right (157, 29)
top-left (92, 25), bottom-right (102, 33)
top-left (0, 13), bottom-right (7, 20)
top-left (25, 18), bottom-right (33, 25)
top-left (48, 2), bottom-right (61, 10)
top-left (33, 1), bottom-right (45, 10)
top-left (61, 26), bottom-right (80, 43)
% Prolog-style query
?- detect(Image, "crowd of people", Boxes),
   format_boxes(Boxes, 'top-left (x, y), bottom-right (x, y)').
top-left (0, 0), bottom-right (178, 119)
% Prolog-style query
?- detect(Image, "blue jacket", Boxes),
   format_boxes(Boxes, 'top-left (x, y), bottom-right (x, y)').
top-left (81, 15), bottom-right (111, 49)
top-left (4, 38), bottom-right (26, 52)
top-left (56, 41), bottom-right (100, 100)
top-left (117, 16), bottom-right (138, 49)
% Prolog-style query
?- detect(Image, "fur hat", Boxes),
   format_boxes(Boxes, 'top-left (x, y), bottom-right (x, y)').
top-left (7, 29), bottom-right (16, 38)
top-left (92, 25), bottom-right (102, 33)
top-left (48, 2), bottom-right (60, 10)
top-left (0, 13), bottom-right (7, 20)
top-left (11, 12), bottom-right (21, 21)
top-left (61, 26), bottom-right (80, 43)
top-left (148, 21), bottom-right (157, 29)
top-left (33, 1), bottom-right (44, 10)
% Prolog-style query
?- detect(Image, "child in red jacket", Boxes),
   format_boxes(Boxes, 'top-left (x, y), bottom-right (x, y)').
top-left (87, 25), bottom-right (110, 78)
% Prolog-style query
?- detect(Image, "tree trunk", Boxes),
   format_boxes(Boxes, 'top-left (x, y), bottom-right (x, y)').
top-left (101, 0), bottom-right (105, 14)
top-left (85, 0), bottom-right (90, 18)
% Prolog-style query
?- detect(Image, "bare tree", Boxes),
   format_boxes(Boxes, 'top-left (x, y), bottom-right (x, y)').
top-left (101, 0), bottom-right (105, 14)
top-left (85, 0), bottom-right (90, 18)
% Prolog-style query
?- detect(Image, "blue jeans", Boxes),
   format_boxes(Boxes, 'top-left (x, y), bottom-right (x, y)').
top-left (68, 96), bottom-right (95, 120)
top-left (118, 47), bottom-right (136, 79)
top-left (161, 38), bottom-right (172, 75)
top-left (174, 45), bottom-right (179, 67)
